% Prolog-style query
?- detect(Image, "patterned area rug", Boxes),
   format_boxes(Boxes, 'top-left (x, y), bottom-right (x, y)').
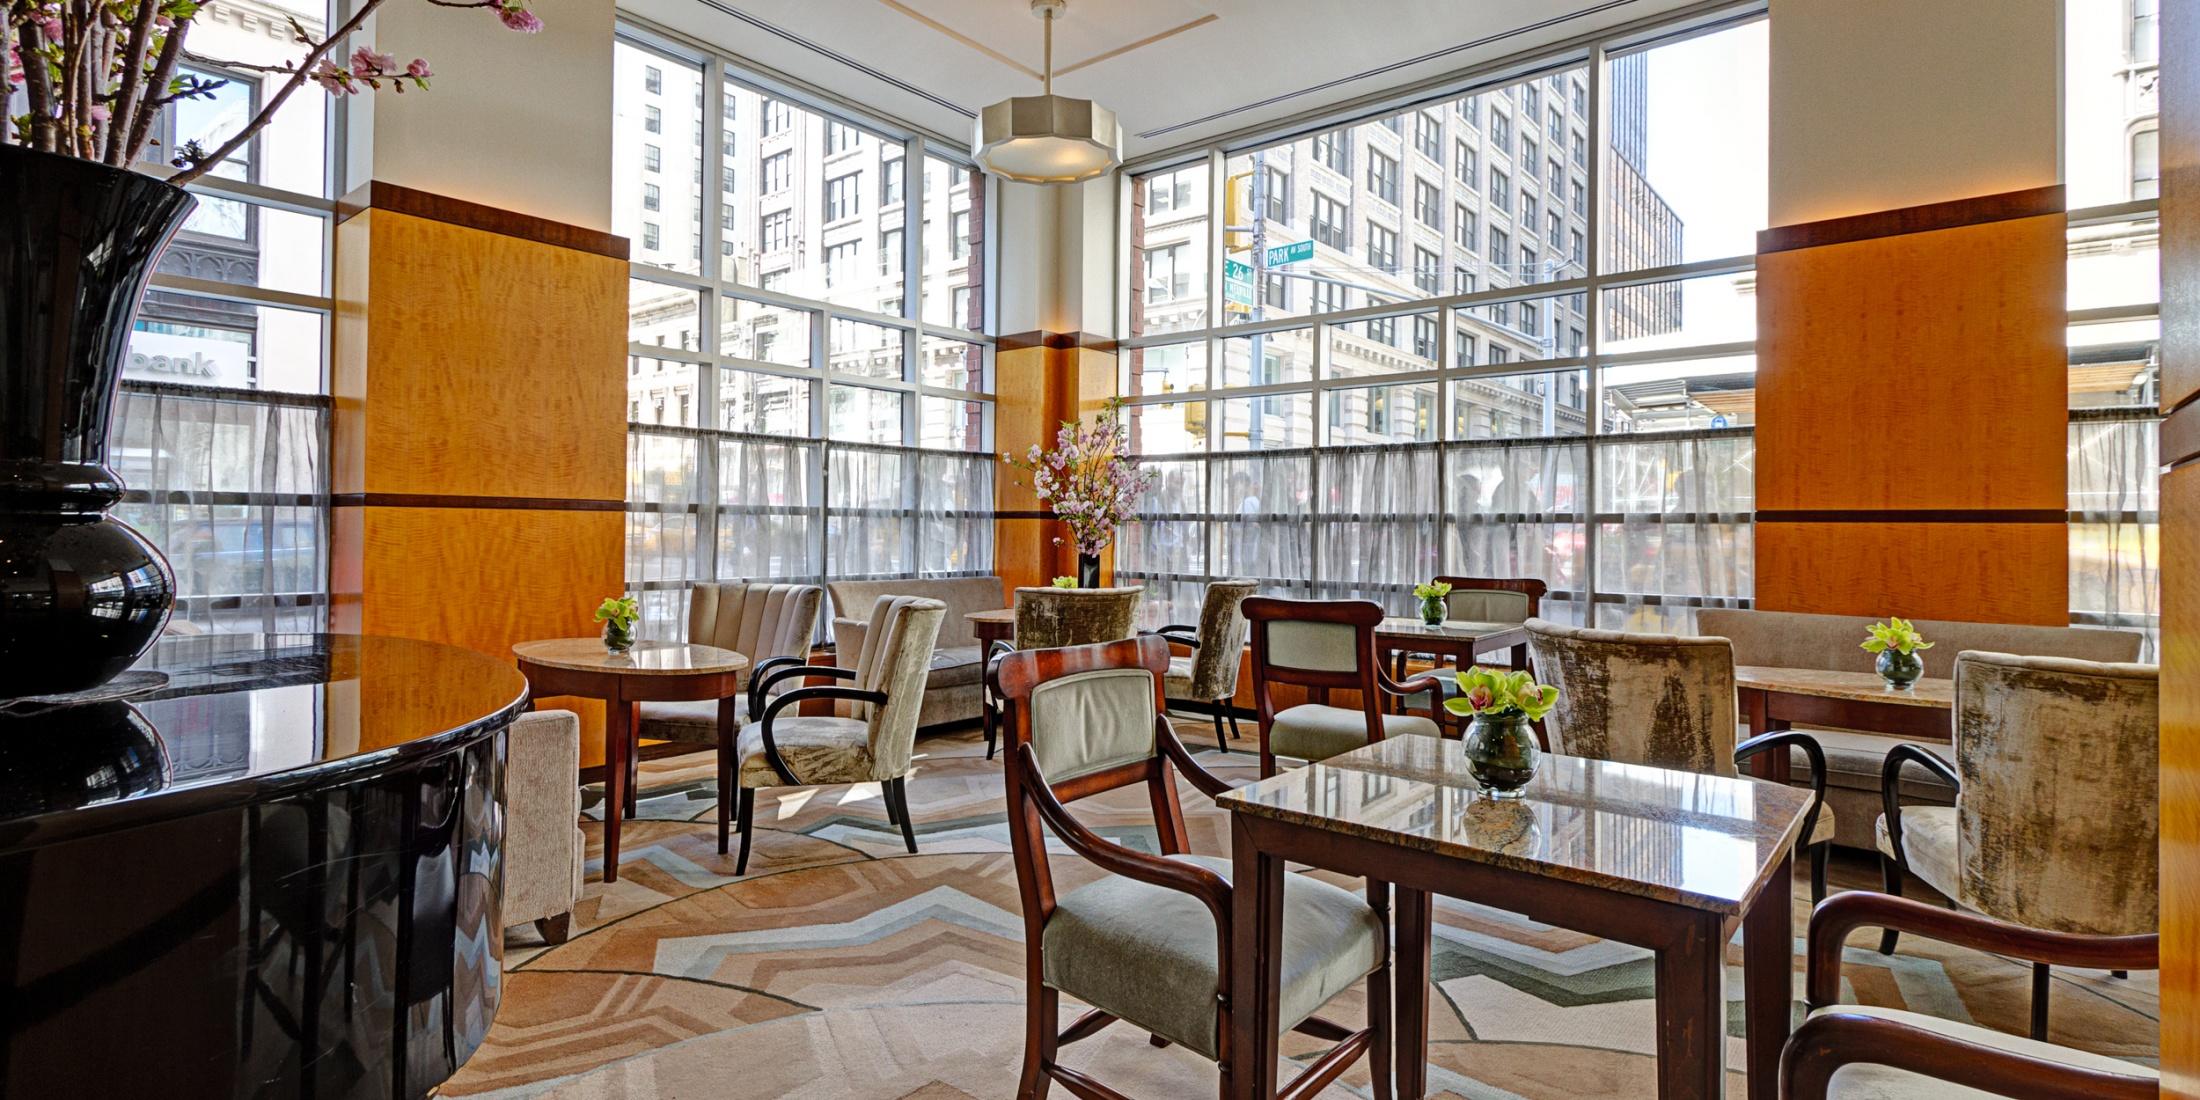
top-left (444, 722), bottom-right (2159, 1099)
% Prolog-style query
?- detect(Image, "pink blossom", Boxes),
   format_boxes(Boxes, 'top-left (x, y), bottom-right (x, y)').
top-left (307, 58), bottom-right (355, 95)
top-left (350, 46), bottom-right (397, 75)
top-left (496, 3), bottom-right (544, 33)
top-left (1467, 686), bottom-right (1495, 710)
top-left (407, 57), bottom-right (433, 78)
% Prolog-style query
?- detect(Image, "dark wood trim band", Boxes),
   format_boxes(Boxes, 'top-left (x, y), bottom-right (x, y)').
top-left (332, 492), bottom-right (626, 511)
top-left (1755, 509), bottom-right (2068, 524)
top-left (993, 510), bottom-right (1056, 521)
top-left (2164, 403), bottom-right (2200, 469)
top-left (336, 180), bottom-right (630, 261)
top-left (997, 330), bottom-right (1120, 353)
top-left (1756, 185), bottom-right (2065, 254)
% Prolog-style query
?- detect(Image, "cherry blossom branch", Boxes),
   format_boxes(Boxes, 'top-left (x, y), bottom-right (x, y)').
top-left (163, 0), bottom-right (379, 184)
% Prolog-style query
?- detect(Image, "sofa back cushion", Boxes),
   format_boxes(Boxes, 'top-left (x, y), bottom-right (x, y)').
top-left (828, 576), bottom-right (1004, 648)
top-left (688, 583), bottom-right (822, 683)
top-left (1694, 608), bottom-right (2143, 679)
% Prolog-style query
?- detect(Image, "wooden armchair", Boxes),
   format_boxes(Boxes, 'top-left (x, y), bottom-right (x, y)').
top-left (989, 635), bottom-right (1392, 1100)
top-left (1242, 596), bottom-right (1446, 779)
top-left (1781, 891), bottom-right (2157, 1099)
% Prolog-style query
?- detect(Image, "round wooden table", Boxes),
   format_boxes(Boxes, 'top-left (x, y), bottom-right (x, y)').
top-left (512, 638), bottom-right (748, 882)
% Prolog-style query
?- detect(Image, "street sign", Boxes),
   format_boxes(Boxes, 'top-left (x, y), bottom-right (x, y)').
top-left (1265, 240), bottom-right (1313, 267)
top-left (1223, 257), bottom-right (1253, 313)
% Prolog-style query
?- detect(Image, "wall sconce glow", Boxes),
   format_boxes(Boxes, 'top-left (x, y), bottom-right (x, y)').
top-left (974, 0), bottom-right (1122, 184)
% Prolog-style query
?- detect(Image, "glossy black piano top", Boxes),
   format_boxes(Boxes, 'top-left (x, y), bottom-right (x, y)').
top-left (0, 632), bottom-right (528, 845)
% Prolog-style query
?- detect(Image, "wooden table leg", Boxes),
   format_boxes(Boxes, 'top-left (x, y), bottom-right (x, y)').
top-left (1509, 642), bottom-right (1528, 671)
top-left (602, 696), bottom-right (629, 883)
top-left (716, 695), bottom-right (737, 855)
top-left (1228, 815), bottom-right (1286, 1100)
top-left (1740, 690), bottom-right (1792, 784)
top-left (1743, 852), bottom-right (1795, 1100)
top-left (1653, 910), bottom-right (1727, 1099)
top-left (1394, 886), bottom-right (1432, 1100)
top-left (623, 702), bottom-right (642, 819)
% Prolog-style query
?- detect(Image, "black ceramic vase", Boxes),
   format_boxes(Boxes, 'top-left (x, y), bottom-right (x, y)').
top-left (1076, 551), bottom-right (1101, 588)
top-left (0, 146), bottom-right (193, 697)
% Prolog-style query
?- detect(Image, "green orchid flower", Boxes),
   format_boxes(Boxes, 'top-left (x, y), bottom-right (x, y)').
top-left (1860, 616), bottom-right (1934, 656)
top-left (1411, 580), bottom-right (1454, 601)
top-left (1443, 665), bottom-right (1560, 721)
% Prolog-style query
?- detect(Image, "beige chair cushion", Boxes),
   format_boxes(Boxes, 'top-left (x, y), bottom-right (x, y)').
top-left (637, 696), bottom-right (743, 740)
top-left (848, 595), bottom-right (947, 780)
top-left (1804, 1005), bottom-right (2156, 1099)
top-left (1442, 588), bottom-right (1533, 624)
top-left (736, 715), bottom-right (873, 788)
top-left (1164, 654), bottom-right (1198, 700)
top-left (1875, 805), bottom-right (1960, 902)
top-left (927, 644), bottom-right (985, 689)
top-left (1041, 854), bottom-right (1382, 1059)
top-left (1264, 619), bottom-right (1363, 673)
top-left (504, 710), bottom-right (584, 928)
top-left (1270, 704), bottom-right (1439, 765)
top-left (1028, 667), bottom-right (1159, 784)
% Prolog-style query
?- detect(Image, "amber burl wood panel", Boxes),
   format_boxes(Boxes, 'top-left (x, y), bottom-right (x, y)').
top-left (1754, 212), bottom-right (2066, 513)
top-left (340, 206), bottom-right (628, 502)
top-left (992, 344), bottom-right (1120, 592)
top-left (341, 504), bottom-right (624, 765)
top-left (1754, 521), bottom-right (2066, 626)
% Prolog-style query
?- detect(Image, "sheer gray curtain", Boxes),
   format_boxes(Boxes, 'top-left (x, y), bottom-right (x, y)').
top-left (2069, 411), bottom-right (2159, 657)
top-left (1119, 456), bottom-right (1210, 629)
top-left (1212, 451), bottom-right (1314, 598)
top-left (1593, 427), bottom-right (1754, 633)
top-left (1445, 437), bottom-right (1590, 624)
top-left (112, 381), bottom-right (328, 633)
top-left (916, 450), bottom-right (995, 576)
top-left (827, 443), bottom-right (912, 580)
top-left (1316, 444), bottom-right (1437, 613)
top-left (628, 425), bottom-right (823, 643)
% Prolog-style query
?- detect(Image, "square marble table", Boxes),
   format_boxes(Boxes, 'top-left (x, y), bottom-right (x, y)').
top-left (1734, 665), bottom-right (1954, 783)
top-left (1219, 735), bottom-right (1813, 1100)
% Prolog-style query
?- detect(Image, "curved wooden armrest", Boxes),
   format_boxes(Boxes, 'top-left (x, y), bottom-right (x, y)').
top-left (1781, 1010), bottom-right (2157, 1100)
top-left (1879, 743), bottom-right (1959, 869)
top-left (754, 685), bottom-right (888, 786)
top-left (750, 662), bottom-right (855, 717)
top-left (1380, 670), bottom-right (1446, 698)
top-left (1805, 892), bottom-right (2157, 1008)
top-left (1015, 744), bottom-right (1232, 927)
top-left (1143, 625), bottom-right (1201, 650)
top-left (1157, 715), bottom-right (1236, 800)
top-left (1736, 730), bottom-right (1830, 849)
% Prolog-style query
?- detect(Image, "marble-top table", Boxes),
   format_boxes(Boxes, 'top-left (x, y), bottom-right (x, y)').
top-left (1219, 735), bottom-right (1811, 1100)
top-left (513, 638), bottom-right (748, 881)
top-left (1734, 665), bottom-right (1954, 783)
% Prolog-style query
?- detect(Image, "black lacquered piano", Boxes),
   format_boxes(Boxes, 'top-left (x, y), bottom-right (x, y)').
top-left (0, 633), bottom-right (527, 1099)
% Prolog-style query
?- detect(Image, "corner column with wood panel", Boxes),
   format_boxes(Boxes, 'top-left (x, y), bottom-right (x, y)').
top-left (331, 181), bottom-right (629, 764)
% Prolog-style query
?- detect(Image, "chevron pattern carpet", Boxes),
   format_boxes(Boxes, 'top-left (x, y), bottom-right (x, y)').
top-left (442, 721), bottom-right (2158, 1099)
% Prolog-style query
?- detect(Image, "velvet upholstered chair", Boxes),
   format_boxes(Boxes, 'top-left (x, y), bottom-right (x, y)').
top-left (988, 635), bottom-right (1393, 1100)
top-left (1780, 892), bottom-right (2157, 1099)
top-left (1878, 651), bottom-right (2158, 1040)
top-left (726, 595), bottom-right (945, 875)
top-left (1524, 618), bottom-right (1838, 900)
top-left (503, 709), bottom-right (587, 944)
top-left (979, 585), bottom-right (1143, 759)
top-left (1244, 597), bottom-right (1445, 779)
top-left (637, 581), bottom-right (822, 737)
top-left (1150, 578), bottom-right (1258, 751)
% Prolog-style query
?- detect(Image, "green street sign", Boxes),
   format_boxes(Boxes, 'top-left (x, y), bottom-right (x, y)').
top-left (1223, 257), bottom-right (1253, 311)
top-left (1265, 240), bottom-right (1313, 266)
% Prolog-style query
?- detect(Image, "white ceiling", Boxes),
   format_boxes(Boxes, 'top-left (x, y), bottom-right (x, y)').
top-left (619, 0), bottom-right (1705, 160)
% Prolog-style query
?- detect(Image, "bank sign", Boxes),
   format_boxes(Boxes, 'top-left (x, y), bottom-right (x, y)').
top-left (125, 328), bottom-right (251, 388)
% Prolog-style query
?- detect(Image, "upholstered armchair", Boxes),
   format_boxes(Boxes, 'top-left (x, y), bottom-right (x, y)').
top-left (727, 595), bottom-right (945, 875)
top-left (979, 585), bottom-right (1143, 759)
top-left (504, 709), bottom-right (586, 944)
top-left (1878, 652), bottom-right (2158, 1039)
top-left (636, 581), bottom-right (821, 744)
top-left (1149, 578), bottom-right (1257, 751)
top-left (1243, 596), bottom-right (1446, 778)
top-left (1781, 891), bottom-right (2156, 1099)
top-left (988, 635), bottom-right (1393, 1099)
top-left (1525, 618), bottom-right (1838, 900)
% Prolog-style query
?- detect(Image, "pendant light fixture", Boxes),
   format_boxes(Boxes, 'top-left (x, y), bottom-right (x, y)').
top-left (974, 0), bottom-right (1123, 184)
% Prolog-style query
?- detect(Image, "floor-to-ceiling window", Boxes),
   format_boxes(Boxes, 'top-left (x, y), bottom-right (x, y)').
top-left (116, 0), bottom-right (335, 634)
top-left (1118, 8), bottom-right (1767, 633)
top-left (613, 23), bottom-right (995, 641)
top-left (2067, 0), bottom-right (2162, 654)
